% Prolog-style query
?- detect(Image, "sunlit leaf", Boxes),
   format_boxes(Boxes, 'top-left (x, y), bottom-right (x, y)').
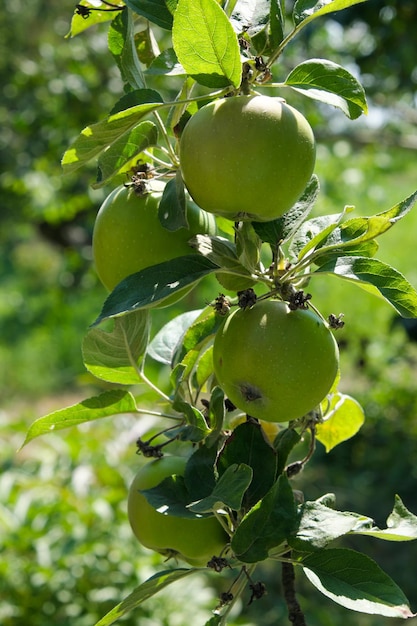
top-left (82, 310), bottom-right (150, 384)
top-left (316, 393), bottom-right (365, 452)
top-left (62, 92), bottom-right (165, 175)
top-left (172, 0), bottom-right (242, 88)
top-left (20, 390), bottom-right (138, 448)
top-left (293, 0), bottom-right (368, 27)
top-left (94, 569), bottom-right (197, 626)
top-left (95, 120), bottom-right (158, 187)
top-left (352, 495), bottom-right (417, 542)
top-left (66, 2), bottom-right (124, 38)
top-left (314, 256), bottom-right (417, 317)
top-left (286, 59), bottom-right (367, 119)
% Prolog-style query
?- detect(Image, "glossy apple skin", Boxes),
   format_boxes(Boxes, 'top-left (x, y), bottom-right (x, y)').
top-left (92, 185), bottom-right (216, 303)
top-left (128, 456), bottom-right (228, 567)
top-left (213, 300), bottom-right (339, 422)
top-left (179, 95), bottom-right (316, 222)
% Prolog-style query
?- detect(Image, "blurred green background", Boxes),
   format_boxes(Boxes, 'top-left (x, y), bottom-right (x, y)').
top-left (1, 1), bottom-right (417, 624)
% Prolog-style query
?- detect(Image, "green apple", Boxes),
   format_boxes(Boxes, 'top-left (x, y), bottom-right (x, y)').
top-left (92, 185), bottom-right (216, 304)
top-left (179, 95), bottom-right (316, 222)
top-left (128, 456), bottom-right (228, 566)
top-left (213, 299), bottom-right (339, 422)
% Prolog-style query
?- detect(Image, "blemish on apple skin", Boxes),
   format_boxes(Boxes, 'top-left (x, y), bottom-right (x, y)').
top-left (240, 384), bottom-right (262, 402)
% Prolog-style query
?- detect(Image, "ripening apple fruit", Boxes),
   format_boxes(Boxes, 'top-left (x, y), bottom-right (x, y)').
top-left (92, 185), bottom-right (216, 304)
top-left (213, 299), bottom-right (339, 422)
top-left (128, 456), bottom-right (228, 567)
top-left (179, 95), bottom-right (316, 222)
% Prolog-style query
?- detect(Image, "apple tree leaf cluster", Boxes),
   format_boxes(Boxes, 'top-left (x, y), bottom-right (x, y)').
top-left (23, 0), bottom-right (417, 624)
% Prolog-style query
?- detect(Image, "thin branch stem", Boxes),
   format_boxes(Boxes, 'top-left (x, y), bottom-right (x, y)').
top-left (281, 556), bottom-right (307, 626)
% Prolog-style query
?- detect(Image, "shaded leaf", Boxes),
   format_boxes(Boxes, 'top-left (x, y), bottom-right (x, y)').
top-left (20, 390), bottom-right (137, 448)
top-left (83, 310), bottom-right (150, 384)
top-left (124, 0), bottom-right (176, 30)
top-left (285, 59), bottom-right (367, 119)
top-left (109, 9), bottom-right (145, 89)
top-left (274, 427), bottom-right (302, 475)
top-left (93, 255), bottom-right (219, 325)
top-left (218, 421), bottom-right (277, 510)
top-left (314, 256), bottom-right (417, 318)
top-left (252, 175), bottom-right (319, 245)
top-left (231, 474), bottom-right (298, 562)
top-left (147, 309), bottom-right (203, 364)
top-left (302, 548), bottom-right (415, 618)
top-left (158, 173), bottom-right (187, 231)
top-left (184, 444), bottom-right (218, 502)
top-left (172, 0), bottom-right (242, 88)
top-left (316, 393), bottom-right (365, 452)
top-left (146, 48), bottom-right (185, 76)
top-left (189, 463), bottom-right (253, 513)
top-left (94, 569), bottom-right (197, 626)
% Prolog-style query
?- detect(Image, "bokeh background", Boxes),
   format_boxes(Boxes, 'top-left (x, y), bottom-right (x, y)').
top-left (1, 1), bottom-right (417, 624)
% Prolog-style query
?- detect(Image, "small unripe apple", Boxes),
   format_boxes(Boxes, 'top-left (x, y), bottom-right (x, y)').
top-left (128, 456), bottom-right (228, 566)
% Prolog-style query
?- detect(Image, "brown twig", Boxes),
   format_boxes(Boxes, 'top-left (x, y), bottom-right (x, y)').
top-left (281, 557), bottom-right (307, 626)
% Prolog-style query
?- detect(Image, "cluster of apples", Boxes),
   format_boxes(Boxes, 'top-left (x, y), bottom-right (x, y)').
top-left (92, 95), bottom-right (340, 564)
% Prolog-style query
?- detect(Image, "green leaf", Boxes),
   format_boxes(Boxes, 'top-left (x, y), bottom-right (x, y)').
top-left (188, 463), bottom-right (253, 513)
top-left (108, 9), bottom-right (145, 89)
top-left (285, 59), bottom-right (367, 119)
top-left (293, 0), bottom-right (368, 28)
top-left (93, 568), bottom-right (197, 626)
top-left (352, 495), bottom-right (417, 542)
top-left (316, 393), bottom-right (365, 452)
top-left (290, 209), bottom-right (349, 261)
top-left (314, 256), bottom-right (417, 318)
top-left (124, 0), bottom-right (176, 30)
top-left (147, 309), bottom-right (203, 365)
top-left (66, 3), bottom-right (124, 38)
top-left (62, 92), bottom-right (165, 175)
top-left (82, 310), bottom-right (150, 384)
top-left (184, 444), bottom-right (218, 502)
top-left (252, 175), bottom-right (319, 245)
top-left (172, 307), bottom-right (223, 366)
top-left (95, 120), bottom-right (158, 187)
top-left (205, 386), bottom-right (226, 447)
top-left (146, 48), bottom-right (185, 76)
top-left (141, 474), bottom-right (206, 518)
top-left (93, 255), bottom-right (220, 325)
top-left (289, 500), bottom-right (371, 551)
top-left (302, 548), bottom-right (415, 618)
top-left (231, 474), bottom-right (298, 562)
top-left (20, 390), bottom-right (137, 448)
top-left (274, 427), bottom-right (302, 475)
top-left (191, 234), bottom-right (254, 278)
top-left (269, 0), bottom-right (285, 48)
top-left (172, 0), bottom-right (242, 88)
top-left (217, 421), bottom-right (277, 510)
top-left (158, 173), bottom-right (187, 231)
